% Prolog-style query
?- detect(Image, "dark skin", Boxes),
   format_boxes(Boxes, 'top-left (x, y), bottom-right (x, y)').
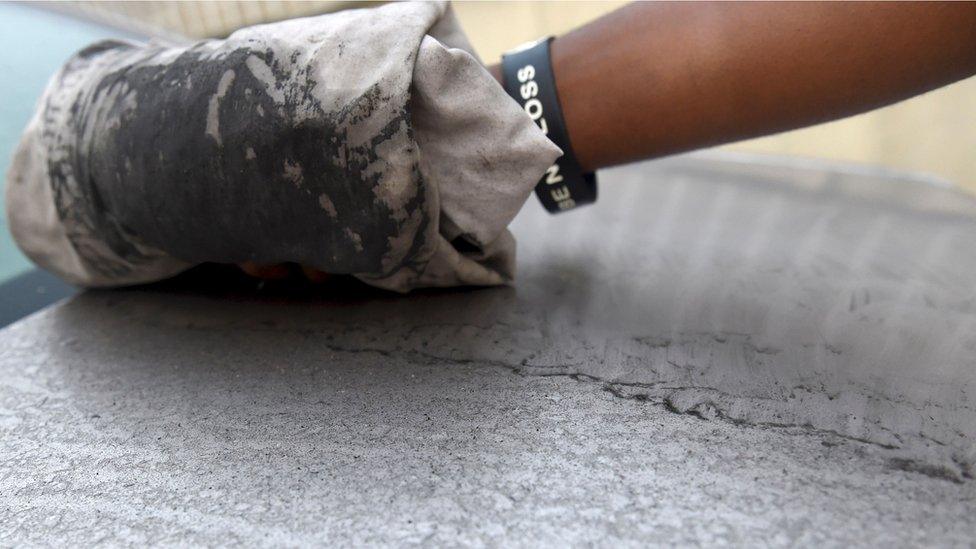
top-left (242, 1), bottom-right (976, 281)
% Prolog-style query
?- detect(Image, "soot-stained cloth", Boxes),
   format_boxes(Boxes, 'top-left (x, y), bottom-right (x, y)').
top-left (5, 1), bottom-right (560, 292)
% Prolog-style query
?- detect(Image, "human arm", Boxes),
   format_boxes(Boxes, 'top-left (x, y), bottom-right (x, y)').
top-left (488, 1), bottom-right (976, 172)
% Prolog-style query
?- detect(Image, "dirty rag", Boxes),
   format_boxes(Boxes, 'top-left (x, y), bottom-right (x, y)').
top-left (5, 1), bottom-right (561, 291)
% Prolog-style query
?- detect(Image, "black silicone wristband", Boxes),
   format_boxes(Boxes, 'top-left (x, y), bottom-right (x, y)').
top-left (501, 37), bottom-right (597, 214)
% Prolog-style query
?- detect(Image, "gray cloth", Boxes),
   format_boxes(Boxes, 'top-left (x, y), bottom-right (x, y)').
top-left (5, 1), bottom-right (560, 292)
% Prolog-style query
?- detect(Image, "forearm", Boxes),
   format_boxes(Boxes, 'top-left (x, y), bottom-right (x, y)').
top-left (491, 2), bottom-right (976, 172)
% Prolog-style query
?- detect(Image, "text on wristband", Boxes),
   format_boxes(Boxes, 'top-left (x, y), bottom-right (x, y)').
top-left (517, 64), bottom-right (574, 210)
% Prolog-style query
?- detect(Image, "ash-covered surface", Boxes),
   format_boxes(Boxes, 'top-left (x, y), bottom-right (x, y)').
top-left (2, 155), bottom-right (975, 545)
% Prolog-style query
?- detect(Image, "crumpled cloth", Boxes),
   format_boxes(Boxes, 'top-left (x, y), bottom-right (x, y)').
top-left (5, 1), bottom-right (560, 292)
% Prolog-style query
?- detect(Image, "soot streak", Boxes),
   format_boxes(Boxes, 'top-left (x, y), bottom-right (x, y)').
top-left (47, 41), bottom-right (428, 277)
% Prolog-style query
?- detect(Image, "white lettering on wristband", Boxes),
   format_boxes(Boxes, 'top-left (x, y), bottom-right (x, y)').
top-left (518, 63), bottom-right (574, 210)
top-left (551, 185), bottom-right (572, 202)
top-left (547, 166), bottom-right (573, 209)
top-left (516, 64), bottom-right (549, 135)
top-left (545, 164), bottom-right (563, 185)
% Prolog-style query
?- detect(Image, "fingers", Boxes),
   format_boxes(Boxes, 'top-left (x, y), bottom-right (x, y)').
top-left (300, 265), bottom-right (332, 284)
top-left (237, 262), bottom-right (332, 283)
top-left (238, 262), bottom-right (292, 280)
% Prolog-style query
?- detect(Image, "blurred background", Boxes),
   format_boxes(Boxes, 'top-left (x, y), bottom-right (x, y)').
top-left (1, 1), bottom-right (975, 319)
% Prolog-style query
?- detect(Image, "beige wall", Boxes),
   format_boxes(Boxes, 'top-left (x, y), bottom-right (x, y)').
top-left (452, 1), bottom-right (976, 192)
top-left (452, 1), bottom-right (625, 63)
